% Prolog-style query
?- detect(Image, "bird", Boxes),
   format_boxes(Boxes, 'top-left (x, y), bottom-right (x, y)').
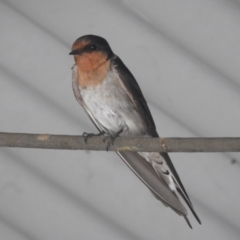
top-left (69, 35), bottom-right (201, 228)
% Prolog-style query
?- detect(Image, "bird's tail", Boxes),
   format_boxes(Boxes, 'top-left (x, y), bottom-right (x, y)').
top-left (117, 151), bottom-right (188, 216)
top-left (117, 151), bottom-right (201, 228)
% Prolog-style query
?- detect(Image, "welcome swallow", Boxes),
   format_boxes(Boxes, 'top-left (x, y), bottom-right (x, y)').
top-left (69, 35), bottom-right (201, 228)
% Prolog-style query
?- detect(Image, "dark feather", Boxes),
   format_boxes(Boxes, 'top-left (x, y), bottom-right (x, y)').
top-left (111, 56), bottom-right (157, 136)
top-left (110, 55), bottom-right (201, 225)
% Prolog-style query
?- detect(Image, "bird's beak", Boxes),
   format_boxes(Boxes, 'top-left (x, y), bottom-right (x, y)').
top-left (69, 49), bottom-right (82, 55)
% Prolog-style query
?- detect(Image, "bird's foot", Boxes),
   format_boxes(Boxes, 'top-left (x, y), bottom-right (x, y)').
top-left (103, 129), bottom-right (123, 151)
top-left (82, 131), bottom-right (105, 143)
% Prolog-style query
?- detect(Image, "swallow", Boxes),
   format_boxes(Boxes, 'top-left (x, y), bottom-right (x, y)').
top-left (69, 35), bottom-right (201, 228)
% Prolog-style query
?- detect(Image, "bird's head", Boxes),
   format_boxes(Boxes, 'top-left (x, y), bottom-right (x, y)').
top-left (70, 35), bottom-right (113, 71)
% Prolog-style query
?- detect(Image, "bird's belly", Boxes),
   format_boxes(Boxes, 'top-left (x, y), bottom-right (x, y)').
top-left (80, 78), bottom-right (145, 135)
top-left (83, 92), bottom-right (124, 133)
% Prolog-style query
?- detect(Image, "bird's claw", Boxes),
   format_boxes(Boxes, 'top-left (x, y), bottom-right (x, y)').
top-left (103, 135), bottom-right (114, 151)
top-left (103, 129), bottom-right (123, 151)
top-left (82, 131), bottom-right (105, 143)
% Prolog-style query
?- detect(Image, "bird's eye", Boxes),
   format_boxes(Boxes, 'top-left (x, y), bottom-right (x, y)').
top-left (84, 44), bottom-right (97, 51)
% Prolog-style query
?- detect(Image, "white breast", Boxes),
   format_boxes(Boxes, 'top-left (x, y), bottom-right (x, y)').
top-left (73, 65), bottom-right (146, 136)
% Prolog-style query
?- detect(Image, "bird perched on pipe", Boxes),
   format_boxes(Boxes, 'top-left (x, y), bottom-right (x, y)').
top-left (69, 35), bottom-right (201, 228)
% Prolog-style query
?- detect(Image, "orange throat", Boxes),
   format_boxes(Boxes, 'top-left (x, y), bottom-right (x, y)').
top-left (75, 52), bottom-right (110, 89)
